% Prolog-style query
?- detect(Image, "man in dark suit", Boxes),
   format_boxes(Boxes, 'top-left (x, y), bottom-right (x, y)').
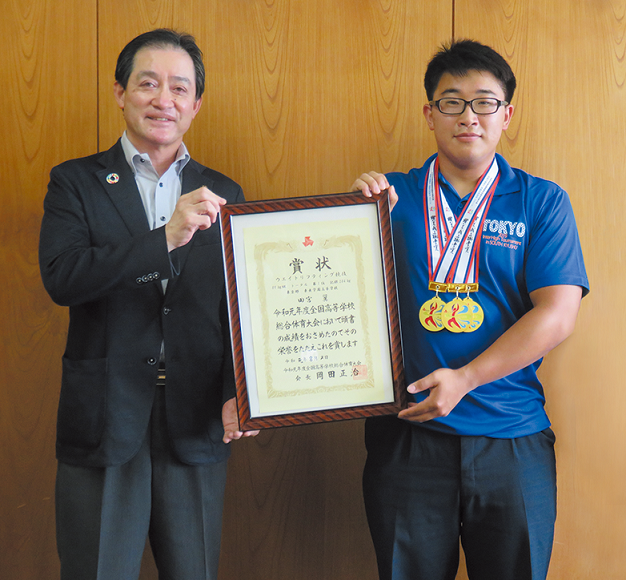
top-left (39, 29), bottom-right (255, 580)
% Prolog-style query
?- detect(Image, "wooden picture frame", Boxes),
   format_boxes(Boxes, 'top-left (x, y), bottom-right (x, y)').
top-left (220, 191), bottom-right (405, 430)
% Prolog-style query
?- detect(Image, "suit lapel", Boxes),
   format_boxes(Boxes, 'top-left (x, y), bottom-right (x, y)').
top-left (181, 158), bottom-right (215, 195)
top-left (95, 140), bottom-right (150, 236)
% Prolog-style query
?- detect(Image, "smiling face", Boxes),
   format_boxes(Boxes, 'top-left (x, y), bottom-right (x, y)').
top-left (423, 70), bottom-right (513, 178)
top-left (113, 46), bottom-right (202, 159)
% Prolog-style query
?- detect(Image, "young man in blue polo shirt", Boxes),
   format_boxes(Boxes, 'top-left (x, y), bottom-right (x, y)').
top-left (352, 40), bottom-right (588, 580)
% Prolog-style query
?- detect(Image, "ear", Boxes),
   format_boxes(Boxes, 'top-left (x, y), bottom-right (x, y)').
top-left (423, 103), bottom-right (435, 131)
top-left (502, 103), bottom-right (514, 130)
top-left (191, 96), bottom-right (203, 119)
top-left (113, 82), bottom-right (125, 111)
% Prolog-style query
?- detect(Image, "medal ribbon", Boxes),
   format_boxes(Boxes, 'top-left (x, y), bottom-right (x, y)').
top-left (423, 156), bottom-right (499, 291)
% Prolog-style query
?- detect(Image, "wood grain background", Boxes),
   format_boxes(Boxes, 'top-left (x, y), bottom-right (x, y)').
top-left (1, 1), bottom-right (624, 578)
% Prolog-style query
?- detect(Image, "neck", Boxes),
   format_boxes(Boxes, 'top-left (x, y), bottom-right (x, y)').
top-left (126, 135), bottom-right (181, 177)
top-left (149, 151), bottom-right (178, 177)
top-left (437, 154), bottom-right (495, 197)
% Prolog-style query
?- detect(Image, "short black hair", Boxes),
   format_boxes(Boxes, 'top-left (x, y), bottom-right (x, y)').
top-left (424, 39), bottom-right (516, 103)
top-left (115, 29), bottom-right (205, 100)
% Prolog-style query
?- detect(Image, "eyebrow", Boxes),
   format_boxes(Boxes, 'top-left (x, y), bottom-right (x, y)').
top-left (135, 71), bottom-right (192, 85)
top-left (439, 88), bottom-right (498, 97)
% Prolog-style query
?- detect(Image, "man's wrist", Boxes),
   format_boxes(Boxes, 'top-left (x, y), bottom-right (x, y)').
top-left (457, 364), bottom-right (481, 394)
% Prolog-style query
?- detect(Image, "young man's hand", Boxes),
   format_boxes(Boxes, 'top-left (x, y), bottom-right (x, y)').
top-left (351, 172), bottom-right (398, 210)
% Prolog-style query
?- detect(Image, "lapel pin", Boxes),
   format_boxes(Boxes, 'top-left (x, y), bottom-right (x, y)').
top-left (106, 173), bottom-right (120, 184)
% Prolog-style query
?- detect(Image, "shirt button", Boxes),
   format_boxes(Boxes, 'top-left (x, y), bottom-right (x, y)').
top-left (159, 183), bottom-right (164, 187)
top-left (160, 216), bottom-right (166, 222)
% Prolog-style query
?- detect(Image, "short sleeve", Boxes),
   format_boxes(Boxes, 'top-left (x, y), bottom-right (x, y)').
top-left (524, 182), bottom-right (589, 296)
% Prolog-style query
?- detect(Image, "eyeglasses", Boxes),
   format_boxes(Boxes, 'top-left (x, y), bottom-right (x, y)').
top-left (429, 97), bottom-right (508, 116)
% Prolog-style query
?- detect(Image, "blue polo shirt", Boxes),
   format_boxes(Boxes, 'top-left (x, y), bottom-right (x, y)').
top-left (389, 153), bottom-right (589, 438)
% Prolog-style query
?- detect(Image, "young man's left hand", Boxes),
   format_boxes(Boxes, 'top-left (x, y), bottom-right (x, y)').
top-left (398, 367), bottom-right (476, 423)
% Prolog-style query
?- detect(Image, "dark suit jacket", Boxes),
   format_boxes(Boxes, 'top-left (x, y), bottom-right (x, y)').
top-left (39, 139), bottom-right (244, 468)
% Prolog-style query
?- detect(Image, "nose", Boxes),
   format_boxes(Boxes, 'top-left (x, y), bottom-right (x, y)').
top-left (152, 86), bottom-right (174, 108)
top-left (458, 104), bottom-right (479, 126)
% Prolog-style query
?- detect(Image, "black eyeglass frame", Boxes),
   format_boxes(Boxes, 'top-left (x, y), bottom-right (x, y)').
top-left (428, 97), bottom-right (509, 116)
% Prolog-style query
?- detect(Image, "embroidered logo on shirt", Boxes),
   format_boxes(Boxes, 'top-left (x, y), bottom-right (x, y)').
top-left (482, 219), bottom-right (526, 250)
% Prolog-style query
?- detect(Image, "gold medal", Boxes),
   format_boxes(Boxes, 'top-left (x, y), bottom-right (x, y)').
top-left (441, 297), bottom-right (472, 333)
top-left (463, 296), bottom-right (484, 332)
top-left (422, 290), bottom-right (485, 334)
top-left (419, 296), bottom-right (446, 332)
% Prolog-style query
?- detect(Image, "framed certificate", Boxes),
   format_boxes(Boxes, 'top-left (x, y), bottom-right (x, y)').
top-left (220, 191), bottom-right (405, 430)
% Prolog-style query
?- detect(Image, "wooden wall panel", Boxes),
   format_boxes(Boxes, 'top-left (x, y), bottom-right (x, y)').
top-left (0, 1), bottom-right (98, 579)
top-left (185, 0), bottom-right (443, 199)
top-left (455, 1), bottom-right (626, 579)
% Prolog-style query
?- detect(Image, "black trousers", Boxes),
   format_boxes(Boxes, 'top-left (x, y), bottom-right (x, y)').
top-left (362, 417), bottom-right (557, 580)
top-left (55, 385), bottom-right (228, 580)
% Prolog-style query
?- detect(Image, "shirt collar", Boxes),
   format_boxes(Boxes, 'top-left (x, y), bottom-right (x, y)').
top-left (492, 153), bottom-right (520, 195)
top-left (120, 132), bottom-right (191, 176)
top-left (431, 152), bottom-right (521, 200)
